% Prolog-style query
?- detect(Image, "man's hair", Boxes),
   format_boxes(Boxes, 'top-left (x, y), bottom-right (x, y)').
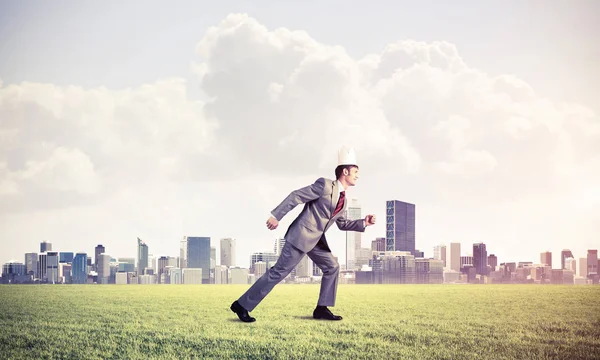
top-left (335, 165), bottom-right (358, 179)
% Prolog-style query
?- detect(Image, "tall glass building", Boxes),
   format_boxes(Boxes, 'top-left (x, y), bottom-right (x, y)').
top-left (386, 200), bottom-right (416, 255)
top-left (72, 253), bottom-right (88, 284)
top-left (137, 238), bottom-right (148, 276)
top-left (59, 252), bottom-right (74, 263)
top-left (473, 243), bottom-right (488, 276)
top-left (186, 237), bottom-right (211, 284)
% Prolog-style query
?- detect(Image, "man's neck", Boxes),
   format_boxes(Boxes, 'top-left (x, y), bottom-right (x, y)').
top-left (337, 179), bottom-right (349, 191)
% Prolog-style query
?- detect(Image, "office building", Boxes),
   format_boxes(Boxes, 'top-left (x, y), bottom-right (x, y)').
top-left (220, 238), bottom-right (236, 267)
top-left (385, 200), bottom-right (416, 256)
top-left (433, 245), bottom-right (447, 267)
top-left (346, 199), bottom-right (362, 271)
top-left (588, 250), bottom-right (598, 276)
top-left (448, 243), bottom-right (461, 272)
top-left (46, 252), bottom-right (59, 284)
top-left (137, 238), bottom-right (149, 276)
top-left (372, 237), bottom-right (386, 252)
top-left (94, 245), bottom-right (105, 270)
top-left (72, 253), bottom-right (88, 284)
top-left (97, 254), bottom-right (110, 284)
top-left (25, 253), bottom-right (38, 277)
top-left (1, 261), bottom-right (27, 284)
top-left (179, 239), bottom-right (187, 269)
top-left (183, 268), bottom-right (203, 284)
top-left (214, 265), bottom-right (228, 284)
top-left (250, 252), bottom-right (279, 273)
top-left (564, 257), bottom-right (577, 274)
top-left (488, 254), bottom-right (498, 272)
top-left (415, 258), bottom-right (444, 284)
top-left (561, 250), bottom-right (574, 270)
top-left (540, 251), bottom-right (552, 267)
top-left (186, 236), bottom-right (211, 284)
top-left (229, 267), bottom-right (249, 284)
top-left (40, 241), bottom-right (52, 253)
top-left (59, 252), bottom-right (74, 263)
top-left (254, 261), bottom-right (267, 278)
top-left (473, 243), bottom-right (488, 276)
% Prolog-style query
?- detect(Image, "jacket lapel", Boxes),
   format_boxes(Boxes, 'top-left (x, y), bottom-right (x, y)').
top-left (330, 180), bottom-right (339, 216)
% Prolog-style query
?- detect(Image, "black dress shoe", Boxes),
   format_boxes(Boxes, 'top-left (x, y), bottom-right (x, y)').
top-left (230, 301), bottom-right (256, 323)
top-left (313, 306), bottom-right (342, 321)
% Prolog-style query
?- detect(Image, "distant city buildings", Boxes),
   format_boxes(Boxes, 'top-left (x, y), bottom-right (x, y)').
top-left (4, 199), bottom-right (599, 286)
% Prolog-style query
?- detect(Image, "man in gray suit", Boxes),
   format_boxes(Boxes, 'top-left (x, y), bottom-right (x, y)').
top-left (230, 146), bottom-right (376, 322)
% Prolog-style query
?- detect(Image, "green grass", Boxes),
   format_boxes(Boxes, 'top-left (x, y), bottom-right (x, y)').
top-left (1, 284), bottom-right (599, 359)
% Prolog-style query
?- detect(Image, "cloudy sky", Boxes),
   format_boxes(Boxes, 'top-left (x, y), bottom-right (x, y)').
top-left (1, 1), bottom-right (598, 270)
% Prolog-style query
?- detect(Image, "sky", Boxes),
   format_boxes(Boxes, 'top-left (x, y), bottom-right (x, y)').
top-left (1, 1), bottom-right (598, 270)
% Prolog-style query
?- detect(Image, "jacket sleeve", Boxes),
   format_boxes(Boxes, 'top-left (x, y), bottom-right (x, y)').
top-left (335, 210), bottom-right (366, 232)
top-left (270, 177), bottom-right (326, 221)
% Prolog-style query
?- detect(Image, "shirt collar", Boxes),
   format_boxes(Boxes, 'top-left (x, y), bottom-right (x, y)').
top-left (335, 180), bottom-right (346, 193)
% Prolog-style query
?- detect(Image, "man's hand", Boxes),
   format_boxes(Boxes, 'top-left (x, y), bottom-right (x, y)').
top-left (365, 214), bottom-right (376, 226)
top-left (266, 216), bottom-right (279, 230)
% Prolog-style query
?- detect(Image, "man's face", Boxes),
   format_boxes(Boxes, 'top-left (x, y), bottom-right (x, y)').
top-left (344, 167), bottom-right (359, 186)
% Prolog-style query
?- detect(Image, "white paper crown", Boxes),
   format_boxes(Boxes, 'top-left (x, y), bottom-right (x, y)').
top-left (338, 146), bottom-right (357, 166)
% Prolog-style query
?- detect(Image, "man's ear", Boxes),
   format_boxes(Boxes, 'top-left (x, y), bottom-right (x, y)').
top-left (343, 168), bottom-right (349, 176)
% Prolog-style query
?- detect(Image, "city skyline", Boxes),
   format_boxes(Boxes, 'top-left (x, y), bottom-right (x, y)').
top-left (1, 2), bottom-right (598, 272)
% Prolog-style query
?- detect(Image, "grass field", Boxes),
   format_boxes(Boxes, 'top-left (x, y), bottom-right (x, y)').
top-left (1, 284), bottom-right (599, 359)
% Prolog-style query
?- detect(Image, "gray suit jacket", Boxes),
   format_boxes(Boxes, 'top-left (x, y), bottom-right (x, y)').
top-left (271, 177), bottom-right (366, 253)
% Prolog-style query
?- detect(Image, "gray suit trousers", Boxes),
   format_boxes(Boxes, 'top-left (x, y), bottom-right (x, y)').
top-left (237, 240), bottom-right (340, 312)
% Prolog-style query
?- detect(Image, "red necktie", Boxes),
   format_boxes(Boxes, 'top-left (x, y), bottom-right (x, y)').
top-left (332, 191), bottom-right (345, 217)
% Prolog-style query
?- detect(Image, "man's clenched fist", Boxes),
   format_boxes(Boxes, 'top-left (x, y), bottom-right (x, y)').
top-left (365, 214), bottom-right (376, 226)
top-left (266, 216), bottom-right (279, 230)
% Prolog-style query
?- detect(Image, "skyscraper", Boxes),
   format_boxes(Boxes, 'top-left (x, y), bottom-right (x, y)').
top-left (137, 238), bottom-right (149, 275)
top-left (587, 250), bottom-right (598, 276)
top-left (579, 258), bottom-right (588, 278)
top-left (38, 253), bottom-right (47, 282)
top-left (473, 243), bottom-right (488, 276)
top-left (186, 236), bottom-right (211, 284)
top-left (95, 245), bottom-right (105, 270)
top-left (220, 238), bottom-right (236, 267)
top-left (250, 252), bottom-right (279, 273)
top-left (59, 252), bottom-right (74, 263)
top-left (433, 245), bottom-right (447, 268)
top-left (488, 254), bottom-right (498, 272)
top-left (561, 250), bottom-right (574, 270)
top-left (97, 254), bottom-right (110, 284)
top-left (46, 252), bottom-right (59, 284)
top-left (372, 238), bottom-right (386, 251)
top-left (448, 243), bottom-right (461, 272)
top-left (40, 241), bottom-right (52, 253)
top-left (385, 200), bottom-right (416, 256)
top-left (157, 256), bottom-right (169, 283)
top-left (564, 257), bottom-right (577, 274)
top-left (72, 253), bottom-right (88, 284)
top-left (540, 251), bottom-right (552, 267)
top-left (179, 239), bottom-right (187, 269)
top-left (25, 253), bottom-right (38, 277)
top-left (346, 199), bottom-right (362, 270)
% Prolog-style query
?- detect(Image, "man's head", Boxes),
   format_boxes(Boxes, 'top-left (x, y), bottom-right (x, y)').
top-left (336, 146), bottom-right (359, 187)
top-left (335, 165), bottom-right (359, 187)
